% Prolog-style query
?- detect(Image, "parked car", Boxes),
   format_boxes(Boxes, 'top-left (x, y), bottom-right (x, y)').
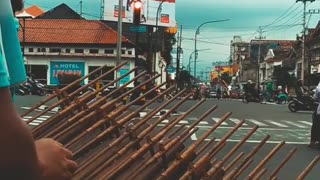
top-left (206, 87), bottom-right (217, 98)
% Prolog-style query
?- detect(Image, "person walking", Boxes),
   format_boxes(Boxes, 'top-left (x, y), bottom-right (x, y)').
top-left (309, 81), bottom-right (320, 147)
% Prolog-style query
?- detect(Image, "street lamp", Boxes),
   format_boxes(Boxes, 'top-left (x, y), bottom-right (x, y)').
top-left (194, 19), bottom-right (230, 82)
top-left (188, 48), bottom-right (210, 73)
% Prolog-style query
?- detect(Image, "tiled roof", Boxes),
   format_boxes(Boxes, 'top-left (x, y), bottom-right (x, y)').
top-left (251, 40), bottom-right (295, 48)
top-left (19, 19), bottom-right (131, 45)
top-left (16, 5), bottom-right (44, 18)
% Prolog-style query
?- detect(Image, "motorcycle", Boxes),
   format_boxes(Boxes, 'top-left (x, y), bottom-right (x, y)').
top-left (25, 77), bottom-right (46, 96)
top-left (288, 96), bottom-right (317, 112)
top-left (242, 92), bottom-right (266, 104)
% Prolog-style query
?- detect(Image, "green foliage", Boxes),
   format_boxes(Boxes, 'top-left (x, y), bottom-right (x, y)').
top-left (272, 67), bottom-right (297, 87)
top-left (163, 33), bottom-right (176, 66)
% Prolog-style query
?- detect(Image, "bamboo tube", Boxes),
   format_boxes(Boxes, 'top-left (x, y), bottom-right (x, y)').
top-left (21, 62), bottom-right (127, 117)
top-left (74, 92), bottom-right (193, 179)
top-left (269, 148), bottom-right (297, 179)
top-left (64, 83), bottom-right (170, 148)
top-left (49, 74), bottom-right (161, 142)
top-left (225, 135), bottom-right (270, 179)
top-left (128, 127), bottom-right (200, 180)
top-left (247, 141), bottom-right (285, 179)
top-left (224, 152), bottom-right (245, 172)
top-left (32, 69), bottom-right (144, 138)
top-left (254, 168), bottom-right (267, 180)
top-left (25, 62), bottom-right (132, 124)
top-left (297, 155), bottom-right (320, 180)
top-left (158, 112), bottom-right (233, 180)
top-left (97, 99), bottom-right (206, 180)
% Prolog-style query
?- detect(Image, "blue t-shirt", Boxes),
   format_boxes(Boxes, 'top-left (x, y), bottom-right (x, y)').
top-left (0, 0), bottom-right (27, 88)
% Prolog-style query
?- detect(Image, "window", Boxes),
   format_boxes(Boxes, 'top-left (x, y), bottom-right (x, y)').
top-left (65, 49), bottom-right (71, 53)
top-left (104, 49), bottom-right (113, 54)
top-left (28, 48), bottom-right (34, 53)
top-left (121, 50), bottom-right (126, 54)
top-left (89, 49), bottom-right (99, 54)
top-left (128, 51), bottom-right (133, 55)
top-left (37, 48), bottom-right (46, 52)
top-left (75, 49), bottom-right (84, 53)
top-left (49, 48), bottom-right (61, 53)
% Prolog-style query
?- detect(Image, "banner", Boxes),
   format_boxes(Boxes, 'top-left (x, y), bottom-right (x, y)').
top-left (50, 61), bottom-right (85, 85)
top-left (104, 0), bottom-right (176, 27)
top-left (119, 63), bottom-right (131, 87)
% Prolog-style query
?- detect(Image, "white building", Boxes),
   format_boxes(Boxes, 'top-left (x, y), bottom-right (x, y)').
top-left (19, 19), bottom-right (136, 86)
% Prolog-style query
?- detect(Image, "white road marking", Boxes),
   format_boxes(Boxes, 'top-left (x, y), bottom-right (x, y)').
top-left (199, 121), bottom-right (209, 125)
top-left (204, 139), bottom-right (308, 145)
top-left (36, 117), bottom-right (48, 121)
top-left (39, 105), bottom-right (48, 110)
top-left (191, 130), bottom-right (198, 141)
top-left (246, 119), bottom-right (268, 127)
top-left (21, 107), bottom-right (31, 110)
top-left (212, 118), bottom-right (228, 125)
top-left (265, 120), bottom-right (288, 128)
top-left (298, 121), bottom-right (312, 126)
top-left (29, 122), bottom-right (39, 126)
top-left (282, 120), bottom-right (308, 128)
top-left (229, 118), bottom-right (248, 126)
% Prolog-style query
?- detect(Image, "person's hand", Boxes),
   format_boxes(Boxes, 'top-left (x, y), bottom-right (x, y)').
top-left (35, 138), bottom-right (78, 180)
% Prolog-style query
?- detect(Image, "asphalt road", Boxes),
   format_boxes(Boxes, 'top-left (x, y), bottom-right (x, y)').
top-left (15, 95), bottom-right (320, 179)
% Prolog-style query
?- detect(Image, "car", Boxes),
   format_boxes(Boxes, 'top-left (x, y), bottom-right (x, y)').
top-left (206, 87), bottom-right (217, 98)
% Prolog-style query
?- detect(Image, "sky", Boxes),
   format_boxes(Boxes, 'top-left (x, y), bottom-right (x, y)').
top-left (25, 0), bottom-right (320, 77)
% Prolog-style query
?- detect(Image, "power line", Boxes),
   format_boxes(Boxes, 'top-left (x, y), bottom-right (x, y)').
top-left (262, 2), bottom-right (298, 29)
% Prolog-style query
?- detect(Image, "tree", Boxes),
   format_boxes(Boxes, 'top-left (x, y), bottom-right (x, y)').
top-left (273, 67), bottom-right (296, 88)
top-left (220, 72), bottom-right (232, 85)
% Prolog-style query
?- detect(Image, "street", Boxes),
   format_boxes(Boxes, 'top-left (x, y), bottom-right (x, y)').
top-left (16, 95), bottom-right (320, 179)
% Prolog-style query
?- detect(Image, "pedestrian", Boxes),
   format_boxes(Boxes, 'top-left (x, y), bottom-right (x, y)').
top-left (309, 81), bottom-right (320, 147)
top-left (0, 0), bottom-right (77, 179)
top-left (216, 86), bottom-right (222, 100)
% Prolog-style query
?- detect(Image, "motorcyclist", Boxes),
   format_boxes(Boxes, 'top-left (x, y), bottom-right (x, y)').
top-left (244, 80), bottom-right (256, 98)
top-left (295, 80), bottom-right (314, 109)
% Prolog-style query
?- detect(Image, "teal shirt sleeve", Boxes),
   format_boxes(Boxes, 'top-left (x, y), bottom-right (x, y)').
top-left (0, 0), bottom-right (27, 88)
top-left (0, 41), bottom-right (10, 88)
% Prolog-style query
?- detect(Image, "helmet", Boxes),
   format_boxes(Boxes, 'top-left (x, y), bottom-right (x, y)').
top-left (247, 80), bottom-right (252, 84)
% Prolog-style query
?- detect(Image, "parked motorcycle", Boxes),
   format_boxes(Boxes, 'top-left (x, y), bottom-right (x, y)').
top-left (288, 96), bottom-right (317, 112)
top-left (25, 76), bottom-right (46, 96)
top-left (242, 92), bottom-right (266, 104)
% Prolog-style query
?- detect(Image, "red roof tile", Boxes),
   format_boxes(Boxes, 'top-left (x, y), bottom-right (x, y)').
top-left (19, 19), bottom-right (131, 45)
top-left (16, 5), bottom-right (45, 18)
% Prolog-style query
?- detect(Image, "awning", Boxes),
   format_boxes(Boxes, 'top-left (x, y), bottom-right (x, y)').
top-left (273, 61), bottom-right (282, 66)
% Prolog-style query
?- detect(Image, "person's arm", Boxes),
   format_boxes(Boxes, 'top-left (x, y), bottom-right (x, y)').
top-left (0, 88), bottom-right (42, 179)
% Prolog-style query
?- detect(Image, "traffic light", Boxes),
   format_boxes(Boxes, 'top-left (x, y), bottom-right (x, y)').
top-left (133, 0), bottom-right (142, 25)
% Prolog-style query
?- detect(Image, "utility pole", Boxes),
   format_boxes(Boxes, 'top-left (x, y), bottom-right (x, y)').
top-left (306, 8), bottom-right (320, 85)
top-left (296, 0), bottom-right (315, 84)
top-left (256, 26), bottom-right (265, 88)
top-left (176, 25), bottom-right (182, 79)
top-left (80, 0), bottom-right (83, 17)
top-left (100, 0), bottom-right (105, 20)
top-left (116, 0), bottom-right (123, 87)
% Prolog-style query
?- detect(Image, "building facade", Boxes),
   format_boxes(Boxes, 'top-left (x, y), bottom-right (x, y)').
top-left (19, 19), bottom-right (136, 86)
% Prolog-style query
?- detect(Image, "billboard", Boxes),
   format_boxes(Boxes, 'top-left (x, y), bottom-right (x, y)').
top-left (50, 61), bottom-right (85, 85)
top-left (104, 0), bottom-right (176, 27)
top-left (119, 63), bottom-right (131, 87)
